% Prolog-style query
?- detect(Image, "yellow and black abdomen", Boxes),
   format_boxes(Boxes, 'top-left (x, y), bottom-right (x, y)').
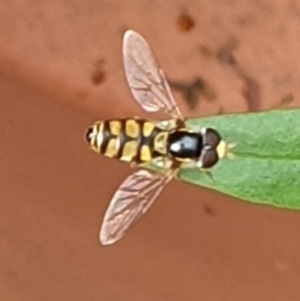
top-left (85, 118), bottom-right (168, 164)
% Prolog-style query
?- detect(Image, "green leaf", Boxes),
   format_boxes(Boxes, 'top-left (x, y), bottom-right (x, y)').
top-left (153, 109), bottom-right (300, 210)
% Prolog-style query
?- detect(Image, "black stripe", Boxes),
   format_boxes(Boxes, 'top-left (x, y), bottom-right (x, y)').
top-left (100, 121), bottom-right (111, 154)
top-left (115, 119), bottom-right (127, 159)
top-left (133, 119), bottom-right (143, 163)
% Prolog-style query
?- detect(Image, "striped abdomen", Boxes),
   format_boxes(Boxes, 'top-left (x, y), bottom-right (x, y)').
top-left (85, 118), bottom-right (168, 164)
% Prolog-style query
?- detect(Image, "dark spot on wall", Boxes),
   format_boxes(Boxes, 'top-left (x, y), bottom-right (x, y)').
top-left (217, 38), bottom-right (238, 67)
top-left (91, 59), bottom-right (106, 86)
top-left (272, 93), bottom-right (294, 109)
top-left (199, 45), bottom-right (214, 59)
top-left (217, 39), bottom-right (262, 111)
top-left (203, 205), bottom-right (216, 217)
top-left (169, 77), bottom-right (216, 110)
top-left (242, 75), bottom-right (261, 111)
top-left (176, 11), bottom-right (195, 33)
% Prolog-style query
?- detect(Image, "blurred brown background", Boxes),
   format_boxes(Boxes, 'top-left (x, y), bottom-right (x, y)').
top-left (1, 1), bottom-right (300, 301)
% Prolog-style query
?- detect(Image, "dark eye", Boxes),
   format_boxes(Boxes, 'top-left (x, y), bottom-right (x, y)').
top-left (202, 149), bottom-right (219, 168)
top-left (204, 128), bottom-right (221, 148)
top-left (85, 126), bottom-right (94, 143)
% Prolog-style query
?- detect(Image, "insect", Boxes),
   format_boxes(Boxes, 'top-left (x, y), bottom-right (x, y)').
top-left (85, 30), bottom-right (235, 246)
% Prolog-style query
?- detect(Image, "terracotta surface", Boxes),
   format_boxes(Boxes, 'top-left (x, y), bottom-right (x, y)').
top-left (1, 1), bottom-right (300, 300)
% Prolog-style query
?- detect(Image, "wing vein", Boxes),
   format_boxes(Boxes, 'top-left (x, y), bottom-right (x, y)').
top-left (99, 170), bottom-right (173, 245)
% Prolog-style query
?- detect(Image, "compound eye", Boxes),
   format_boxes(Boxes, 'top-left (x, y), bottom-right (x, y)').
top-left (202, 149), bottom-right (219, 168)
top-left (204, 128), bottom-right (221, 148)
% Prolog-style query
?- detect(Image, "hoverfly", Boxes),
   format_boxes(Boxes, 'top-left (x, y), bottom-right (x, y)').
top-left (85, 30), bottom-right (235, 245)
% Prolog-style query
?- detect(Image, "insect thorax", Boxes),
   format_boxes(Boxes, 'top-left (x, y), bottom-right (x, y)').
top-left (167, 130), bottom-right (203, 161)
top-left (166, 127), bottom-right (222, 168)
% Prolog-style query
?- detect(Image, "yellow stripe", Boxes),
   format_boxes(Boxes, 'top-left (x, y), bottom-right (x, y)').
top-left (125, 119), bottom-right (139, 138)
top-left (105, 138), bottom-right (119, 158)
top-left (96, 122), bottom-right (104, 150)
top-left (121, 140), bottom-right (138, 162)
top-left (142, 121), bottom-right (155, 137)
top-left (109, 120), bottom-right (121, 136)
top-left (140, 145), bottom-right (152, 162)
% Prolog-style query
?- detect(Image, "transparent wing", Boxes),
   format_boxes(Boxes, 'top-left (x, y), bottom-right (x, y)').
top-left (123, 30), bottom-right (183, 120)
top-left (100, 169), bottom-right (173, 245)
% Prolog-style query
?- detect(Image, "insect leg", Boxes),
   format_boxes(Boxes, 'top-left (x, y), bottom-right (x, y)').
top-left (200, 168), bottom-right (215, 184)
